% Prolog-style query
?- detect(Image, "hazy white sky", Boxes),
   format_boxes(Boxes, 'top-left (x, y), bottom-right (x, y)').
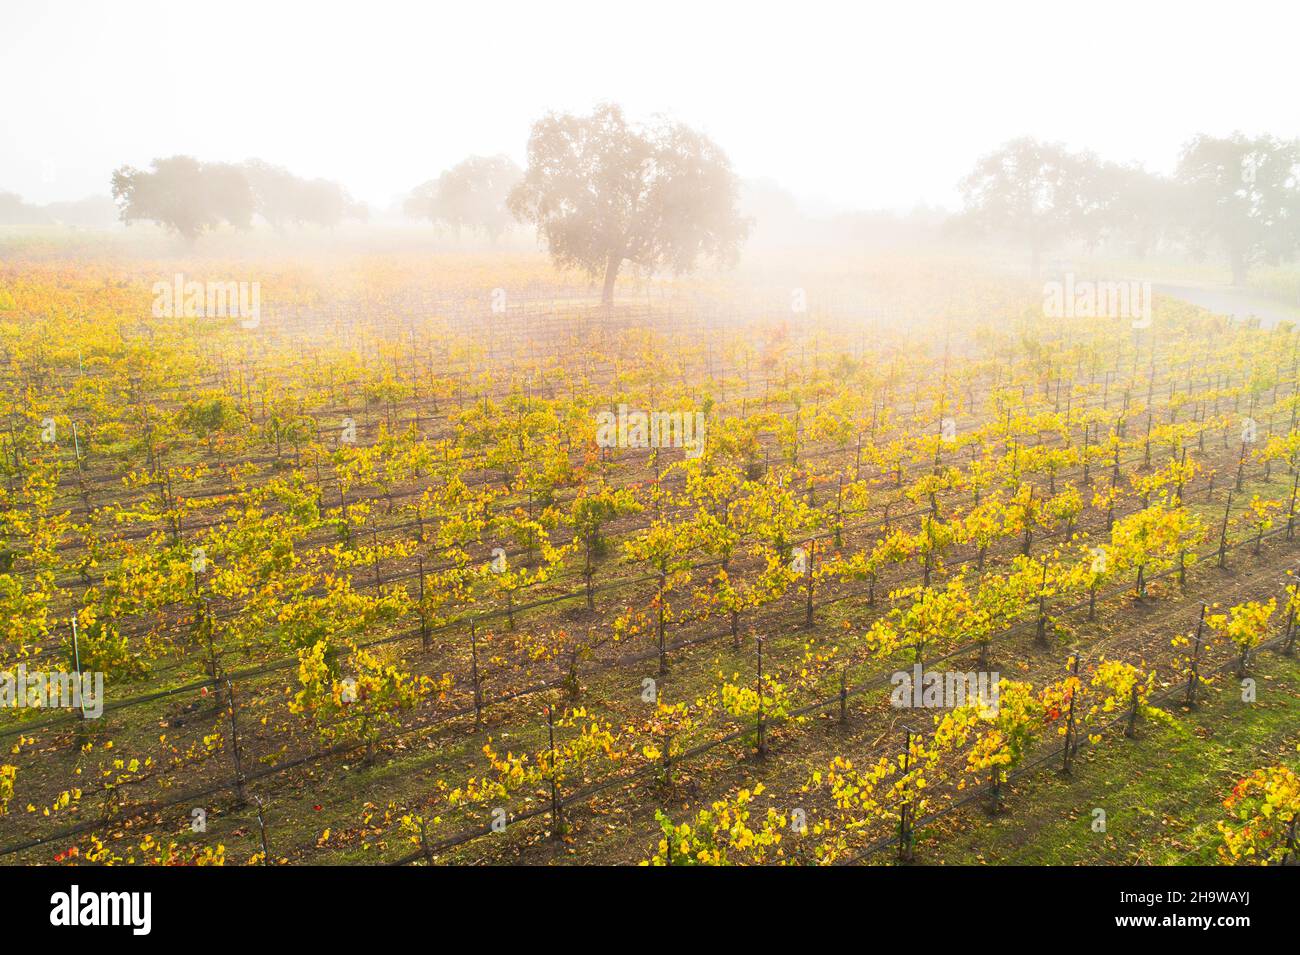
top-left (3, 0), bottom-right (1298, 211)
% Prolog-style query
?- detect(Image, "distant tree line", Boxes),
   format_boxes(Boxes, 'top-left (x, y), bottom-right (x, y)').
top-left (0, 191), bottom-right (120, 228)
top-left (101, 117), bottom-right (1298, 297)
top-left (958, 134), bottom-right (1300, 284)
top-left (111, 156), bottom-right (367, 242)
top-left (404, 155), bottom-right (521, 244)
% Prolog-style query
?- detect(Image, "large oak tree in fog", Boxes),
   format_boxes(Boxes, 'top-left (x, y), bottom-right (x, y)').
top-left (1176, 134), bottom-right (1300, 285)
top-left (958, 138), bottom-right (1100, 276)
top-left (1089, 162), bottom-right (1178, 259)
top-left (111, 156), bottom-right (254, 242)
top-left (405, 155), bottom-right (521, 243)
top-left (509, 104), bottom-right (749, 305)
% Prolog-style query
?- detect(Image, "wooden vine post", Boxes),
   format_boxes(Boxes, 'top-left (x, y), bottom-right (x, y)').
top-left (1186, 604), bottom-right (1207, 707)
top-left (755, 636), bottom-right (767, 758)
top-left (1061, 655), bottom-right (1080, 776)
top-left (897, 726), bottom-right (915, 863)
top-left (225, 679), bottom-right (247, 806)
top-left (546, 704), bottom-right (562, 840)
top-left (417, 556), bottom-right (430, 651)
top-left (469, 619), bottom-right (484, 725)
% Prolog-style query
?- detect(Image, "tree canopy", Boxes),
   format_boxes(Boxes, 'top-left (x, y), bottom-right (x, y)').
top-left (959, 133), bottom-right (1300, 283)
top-left (111, 156), bottom-right (362, 240)
top-left (404, 155), bottom-right (521, 242)
top-left (244, 159), bottom-right (364, 231)
top-left (111, 156), bottom-right (254, 242)
top-left (957, 139), bottom-right (1099, 276)
top-left (1176, 133), bottom-right (1300, 284)
top-left (508, 103), bottom-right (750, 304)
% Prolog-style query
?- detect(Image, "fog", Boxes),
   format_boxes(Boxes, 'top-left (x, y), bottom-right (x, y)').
top-left (4, 0), bottom-right (1298, 213)
top-left (4, 0), bottom-right (1300, 307)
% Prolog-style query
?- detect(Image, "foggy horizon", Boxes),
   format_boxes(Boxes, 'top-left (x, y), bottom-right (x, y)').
top-left (4, 0), bottom-right (1299, 213)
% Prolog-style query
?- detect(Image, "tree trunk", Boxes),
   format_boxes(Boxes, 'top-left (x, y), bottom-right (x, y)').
top-left (601, 255), bottom-right (621, 306)
top-left (1229, 246), bottom-right (1247, 287)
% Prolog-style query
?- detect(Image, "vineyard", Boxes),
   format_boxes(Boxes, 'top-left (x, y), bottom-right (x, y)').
top-left (1, 247), bottom-right (1298, 867)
